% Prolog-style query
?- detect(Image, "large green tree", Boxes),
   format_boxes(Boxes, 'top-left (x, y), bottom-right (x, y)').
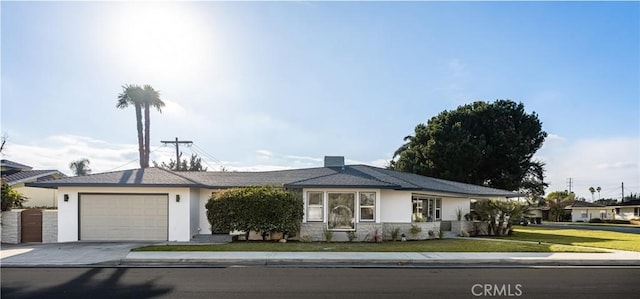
top-left (153, 152), bottom-right (208, 171)
top-left (117, 84), bottom-right (165, 168)
top-left (390, 100), bottom-right (547, 194)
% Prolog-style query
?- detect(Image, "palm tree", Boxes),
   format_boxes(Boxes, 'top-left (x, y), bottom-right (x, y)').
top-left (589, 186), bottom-right (596, 201)
top-left (69, 158), bottom-right (91, 176)
top-left (117, 84), bottom-right (146, 168)
top-left (596, 187), bottom-right (601, 200)
top-left (141, 85), bottom-right (165, 168)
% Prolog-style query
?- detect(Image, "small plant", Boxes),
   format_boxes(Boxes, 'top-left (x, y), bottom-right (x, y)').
top-left (409, 224), bottom-right (422, 236)
top-left (366, 228), bottom-right (383, 243)
top-left (438, 228), bottom-right (444, 239)
top-left (323, 227), bottom-right (334, 243)
top-left (459, 230), bottom-right (470, 237)
top-left (464, 213), bottom-right (471, 221)
top-left (428, 230), bottom-right (435, 238)
top-left (346, 231), bottom-right (357, 242)
top-left (389, 226), bottom-right (401, 241)
top-left (456, 208), bottom-right (463, 221)
top-left (299, 235), bottom-right (312, 243)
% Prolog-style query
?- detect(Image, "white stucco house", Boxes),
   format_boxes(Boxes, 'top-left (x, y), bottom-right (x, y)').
top-left (565, 201), bottom-right (609, 222)
top-left (610, 200), bottom-right (640, 221)
top-left (29, 156), bottom-right (520, 242)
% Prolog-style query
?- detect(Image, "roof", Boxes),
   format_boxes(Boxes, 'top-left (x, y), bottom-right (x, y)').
top-left (2, 170), bottom-right (66, 185)
top-left (28, 168), bottom-right (203, 188)
top-left (609, 199), bottom-right (640, 207)
top-left (1, 159), bottom-right (33, 170)
top-left (27, 165), bottom-right (520, 197)
top-left (565, 200), bottom-right (607, 209)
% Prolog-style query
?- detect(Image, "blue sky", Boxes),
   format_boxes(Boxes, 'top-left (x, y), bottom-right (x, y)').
top-left (2, 1), bottom-right (638, 200)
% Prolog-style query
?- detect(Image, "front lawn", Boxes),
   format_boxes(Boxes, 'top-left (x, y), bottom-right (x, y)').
top-left (134, 238), bottom-right (600, 253)
top-left (507, 226), bottom-right (640, 252)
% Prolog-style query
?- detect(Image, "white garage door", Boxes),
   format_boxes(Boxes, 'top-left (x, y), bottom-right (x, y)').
top-left (80, 194), bottom-right (168, 241)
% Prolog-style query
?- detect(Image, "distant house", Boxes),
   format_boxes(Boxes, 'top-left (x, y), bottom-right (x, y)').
top-left (609, 200), bottom-right (640, 221)
top-left (28, 156), bottom-right (521, 242)
top-left (565, 200), bottom-right (609, 222)
top-left (1, 159), bottom-right (66, 207)
top-left (529, 200), bottom-right (611, 223)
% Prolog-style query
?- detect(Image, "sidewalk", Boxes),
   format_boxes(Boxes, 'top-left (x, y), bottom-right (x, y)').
top-left (123, 250), bottom-right (640, 267)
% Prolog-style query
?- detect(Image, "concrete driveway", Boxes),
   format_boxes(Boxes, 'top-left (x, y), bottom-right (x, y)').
top-left (0, 242), bottom-right (152, 266)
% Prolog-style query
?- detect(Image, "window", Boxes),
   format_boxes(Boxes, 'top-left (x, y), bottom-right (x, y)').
top-left (412, 196), bottom-right (442, 222)
top-left (306, 192), bottom-right (324, 222)
top-left (616, 208), bottom-right (620, 215)
top-left (359, 192), bottom-right (375, 221)
top-left (580, 211), bottom-right (588, 219)
top-left (635, 208), bottom-right (639, 217)
top-left (328, 192), bottom-right (355, 230)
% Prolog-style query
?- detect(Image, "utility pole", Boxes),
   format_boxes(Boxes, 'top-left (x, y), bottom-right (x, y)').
top-left (622, 182), bottom-right (625, 203)
top-left (161, 137), bottom-right (193, 165)
top-left (566, 178), bottom-right (573, 194)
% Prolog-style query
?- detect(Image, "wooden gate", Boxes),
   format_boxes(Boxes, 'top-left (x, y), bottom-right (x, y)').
top-left (21, 209), bottom-right (43, 243)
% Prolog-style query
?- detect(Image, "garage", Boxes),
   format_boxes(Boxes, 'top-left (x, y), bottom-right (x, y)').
top-left (79, 193), bottom-right (168, 241)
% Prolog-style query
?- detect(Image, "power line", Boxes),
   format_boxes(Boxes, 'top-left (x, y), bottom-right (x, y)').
top-left (160, 137), bottom-right (193, 164)
top-left (192, 143), bottom-right (226, 168)
top-left (104, 145), bottom-right (165, 172)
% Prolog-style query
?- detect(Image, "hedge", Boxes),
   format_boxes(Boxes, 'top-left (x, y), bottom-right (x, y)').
top-left (205, 186), bottom-right (303, 239)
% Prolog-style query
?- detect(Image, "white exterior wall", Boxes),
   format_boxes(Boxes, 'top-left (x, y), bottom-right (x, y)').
top-left (57, 186), bottom-right (193, 242)
top-left (571, 208), bottom-right (608, 222)
top-left (616, 207), bottom-right (639, 220)
top-left (441, 197), bottom-right (471, 221)
top-left (199, 189), bottom-right (218, 234)
top-left (14, 184), bottom-right (58, 208)
top-left (379, 190), bottom-right (412, 222)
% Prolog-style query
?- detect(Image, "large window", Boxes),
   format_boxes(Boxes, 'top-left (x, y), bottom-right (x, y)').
top-left (635, 208), bottom-right (639, 217)
top-left (306, 192), bottom-right (324, 222)
top-left (412, 196), bottom-right (442, 222)
top-left (359, 192), bottom-right (376, 221)
top-left (328, 192), bottom-right (355, 230)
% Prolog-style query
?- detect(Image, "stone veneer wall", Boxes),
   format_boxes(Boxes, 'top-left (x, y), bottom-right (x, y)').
top-left (1, 210), bottom-right (22, 244)
top-left (298, 222), bottom-right (441, 242)
top-left (42, 210), bottom-right (58, 243)
top-left (450, 221), bottom-right (473, 235)
top-left (383, 222), bottom-right (440, 241)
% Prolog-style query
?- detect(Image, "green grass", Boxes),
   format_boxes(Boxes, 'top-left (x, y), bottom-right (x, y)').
top-left (133, 238), bottom-right (600, 253)
top-left (506, 226), bottom-right (640, 252)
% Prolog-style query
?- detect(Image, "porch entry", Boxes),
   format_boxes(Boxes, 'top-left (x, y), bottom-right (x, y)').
top-left (412, 195), bottom-right (441, 222)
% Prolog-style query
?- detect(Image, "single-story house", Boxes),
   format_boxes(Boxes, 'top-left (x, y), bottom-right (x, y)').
top-left (609, 200), bottom-right (640, 221)
top-left (565, 201), bottom-right (609, 222)
top-left (1, 159), bottom-right (66, 207)
top-left (28, 156), bottom-right (520, 242)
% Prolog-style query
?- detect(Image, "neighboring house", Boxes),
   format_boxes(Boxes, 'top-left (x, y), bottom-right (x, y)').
top-left (28, 156), bottom-right (520, 242)
top-left (609, 200), bottom-right (640, 221)
top-left (565, 200), bottom-right (609, 222)
top-left (1, 159), bottom-right (66, 207)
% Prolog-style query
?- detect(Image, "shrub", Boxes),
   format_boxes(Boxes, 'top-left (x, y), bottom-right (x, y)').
top-left (205, 186), bottom-right (304, 239)
top-left (603, 219), bottom-right (631, 225)
top-left (428, 230), bottom-right (435, 238)
top-left (299, 235), bottom-right (312, 243)
top-left (366, 228), bottom-right (383, 243)
top-left (346, 231), bottom-right (357, 242)
top-left (1, 180), bottom-right (26, 211)
top-left (322, 227), bottom-right (334, 242)
top-left (388, 226), bottom-right (401, 241)
top-left (409, 224), bottom-right (422, 236)
top-left (588, 218), bottom-right (603, 223)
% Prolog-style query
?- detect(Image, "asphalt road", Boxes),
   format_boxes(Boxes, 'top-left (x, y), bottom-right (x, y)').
top-left (2, 267), bottom-right (639, 299)
top-left (536, 223), bottom-right (640, 234)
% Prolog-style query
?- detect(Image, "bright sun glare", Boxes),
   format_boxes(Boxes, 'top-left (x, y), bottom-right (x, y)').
top-left (109, 3), bottom-right (209, 81)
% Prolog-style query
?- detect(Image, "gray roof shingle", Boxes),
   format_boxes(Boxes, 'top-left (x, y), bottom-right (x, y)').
top-left (29, 168), bottom-right (202, 188)
top-left (2, 170), bottom-right (66, 185)
top-left (28, 165), bottom-right (520, 197)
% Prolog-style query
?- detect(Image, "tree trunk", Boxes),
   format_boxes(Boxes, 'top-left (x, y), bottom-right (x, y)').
top-left (135, 104), bottom-right (146, 168)
top-left (143, 102), bottom-right (151, 168)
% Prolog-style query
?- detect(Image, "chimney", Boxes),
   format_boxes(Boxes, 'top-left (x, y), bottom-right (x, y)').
top-left (324, 156), bottom-right (345, 168)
